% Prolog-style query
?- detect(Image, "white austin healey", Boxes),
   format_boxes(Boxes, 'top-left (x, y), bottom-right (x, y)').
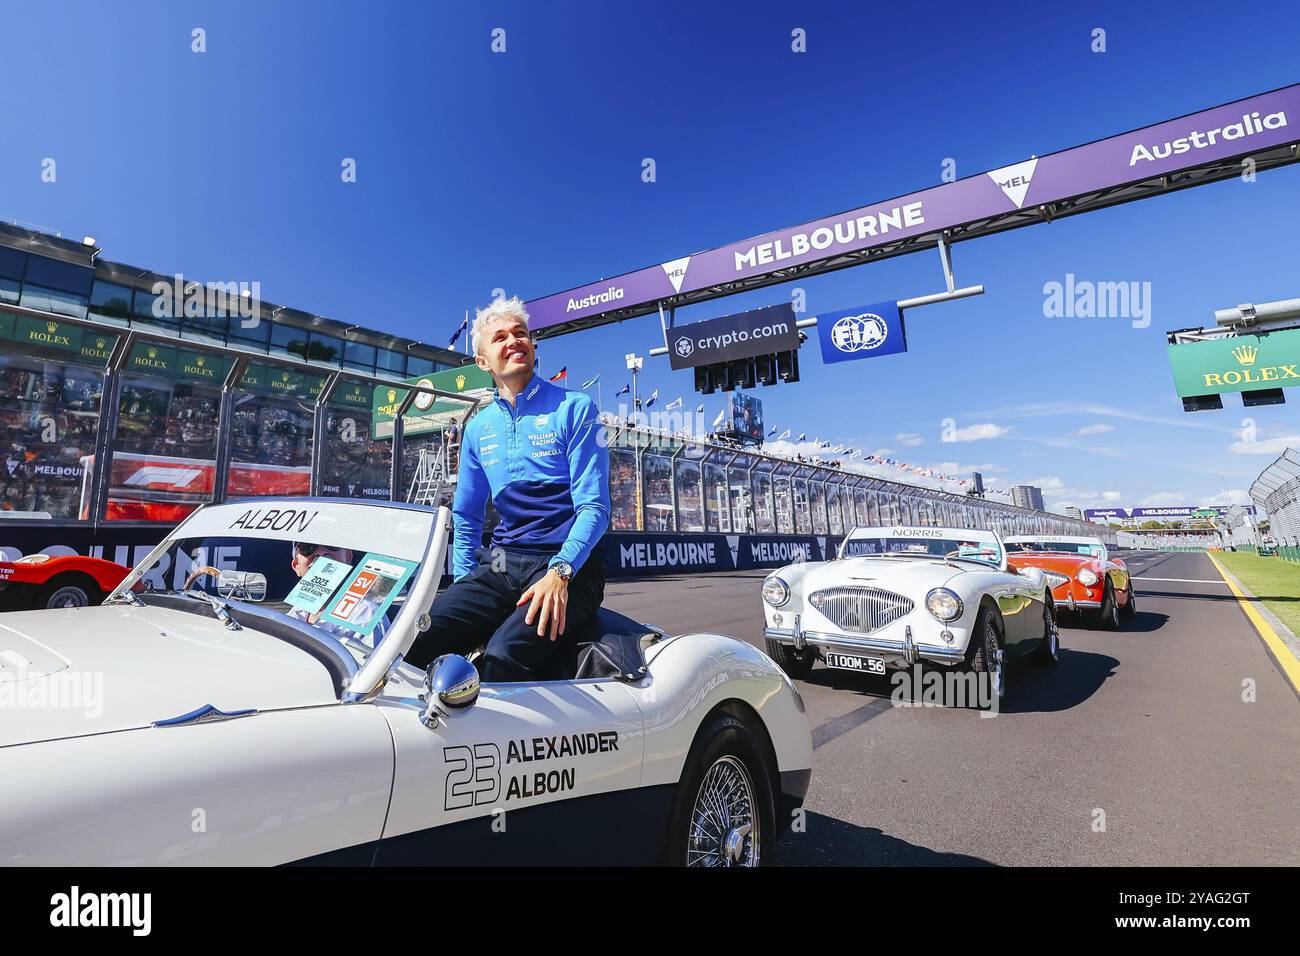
top-left (0, 498), bottom-right (811, 866)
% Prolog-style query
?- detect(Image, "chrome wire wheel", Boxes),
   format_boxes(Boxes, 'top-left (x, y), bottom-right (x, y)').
top-left (686, 755), bottom-right (760, 867)
top-left (984, 617), bottom-right (1005, 698)
top-left (1045, 604), bottom-right (1060, 660)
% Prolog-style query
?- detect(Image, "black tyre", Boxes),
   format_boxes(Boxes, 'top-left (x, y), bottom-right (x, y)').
top-left (37, 574), bottom-right (99, 610)
top-left (1036, 597), bottom-right (1060, 666)
top-left (765, 639), bottom-right (817, 680)
top-left (664, 711), bottom-right (777, 867)
top-left (1097, 582), bottom-right (1120, 631)
top-left (1120, 584), bottom-right (1137, 619)
top-left (967, 605), bottom-right (1006, 702)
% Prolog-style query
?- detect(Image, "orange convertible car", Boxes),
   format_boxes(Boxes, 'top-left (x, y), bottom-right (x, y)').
top-left (1004, 535), bottom-right (1135, 630)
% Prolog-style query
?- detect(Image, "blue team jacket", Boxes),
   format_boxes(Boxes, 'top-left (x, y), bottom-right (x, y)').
top-left (451, 374), bottom-right (610, 581)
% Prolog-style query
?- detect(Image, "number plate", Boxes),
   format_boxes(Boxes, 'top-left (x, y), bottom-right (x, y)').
top-left (824, 652), bottom-right (886, 675)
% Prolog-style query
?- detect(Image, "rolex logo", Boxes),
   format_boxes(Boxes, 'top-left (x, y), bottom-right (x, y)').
top-left (46, 322), bottom-right (57, 333)
top-left (456, 374), bottom-right (466, 390)
top-left (1232, 344), bottom-right (1258, 366)
top-left (95, 338), bottom-right (106, 348)
top-left (147, 347), bottom-right (158, 358)
top-left (387, 389), bottom-right (397, 403)
top-left (196, 356), bottom-right (204, 366)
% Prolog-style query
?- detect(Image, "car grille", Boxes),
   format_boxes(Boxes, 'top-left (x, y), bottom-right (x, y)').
top-left (808, 586), bottom-right (915, 634)
top-left (1042, 570), bottom-right (1070, 589)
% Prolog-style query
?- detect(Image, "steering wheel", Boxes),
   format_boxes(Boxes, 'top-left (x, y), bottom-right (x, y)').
top-left (183, 565), bottom-right (223, 593)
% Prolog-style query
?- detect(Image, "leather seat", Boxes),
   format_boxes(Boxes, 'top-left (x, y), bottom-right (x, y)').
top-left (550, 608), bottom-right (662, 682)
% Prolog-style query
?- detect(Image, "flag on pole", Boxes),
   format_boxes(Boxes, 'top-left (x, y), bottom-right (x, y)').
top-left (778, 428), bottom-right (791, 440)
top-left (448, 313), bottom-right (469, 347)
top-left (616, 384), bottom-right (630, 396)
top-left (665, 397), bottom-right (683, 410)
top-left (696, 403), bottom-right (705, 414)
top-left (768, 426), bottom-right (778, 437)
top-left (645, 389), bottom-right (658, 407)
top-left (548, 367), bottom-right (568, 383)
top-left (712, 408), bottom-right (727, 428)
top-left (796, 433), bottom-right (806, 441)
top-left (580, 374), bottom-right (600, 388)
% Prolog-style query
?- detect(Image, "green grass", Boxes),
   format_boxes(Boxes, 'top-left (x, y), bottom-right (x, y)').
top-left (1213, 551), bottom-right (1300, 637)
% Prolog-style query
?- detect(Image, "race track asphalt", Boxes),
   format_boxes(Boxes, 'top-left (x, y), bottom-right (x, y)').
top-left (602, 550), bottom-right (1300, 866)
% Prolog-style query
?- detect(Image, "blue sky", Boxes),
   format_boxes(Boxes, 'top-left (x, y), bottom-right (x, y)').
top-left (4, 0), bottom-right (1299, 512)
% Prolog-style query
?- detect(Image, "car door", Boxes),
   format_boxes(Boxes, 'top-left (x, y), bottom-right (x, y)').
top-left (0, 705), bottom-right (396, 865)
top-left (375, 675), bottom-right (648, 866)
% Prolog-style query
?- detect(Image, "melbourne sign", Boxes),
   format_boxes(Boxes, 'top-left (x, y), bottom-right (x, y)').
top-left (667, 303), bottom-right (800, 370)
top-left (816, 301), bottom-right (905, 364)
top-left (1167, 329), bottom-right (1300, 398)
top-left (605, 532), bottom-right (838, 577)
top-left (526, 84), bottom-right (1300, 333)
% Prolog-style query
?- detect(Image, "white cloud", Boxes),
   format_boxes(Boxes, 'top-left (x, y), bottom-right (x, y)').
top-left (1205, 489), bottom-right (1252, 506)
top-left (1076, 423), bottom-right (1115, 436)
top-left (1102, 491), bottom-right (1122, 502)
top-left (945, 422), bottom-right (1012, 443)
top-left (936, 462), bottom-right (1007, 474)
top-left (1229, 435), bottom-right (1300, 455)
top-left (895, 432), bottom-right (924, 447)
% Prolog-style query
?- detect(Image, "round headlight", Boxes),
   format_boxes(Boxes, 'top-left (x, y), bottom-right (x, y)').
top-left (762, 576), bottom-right (790, 607)
top-left (1077, 568), bottom-right (1099, 586)
top-left (925, 587), bottom-right (963, 622)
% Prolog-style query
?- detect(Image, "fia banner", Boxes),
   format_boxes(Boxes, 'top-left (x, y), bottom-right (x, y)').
top-left (816, 302), bottom-right (906, 364)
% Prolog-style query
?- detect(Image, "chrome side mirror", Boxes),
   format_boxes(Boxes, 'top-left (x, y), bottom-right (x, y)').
top-left (419, 654), bottom-right (480, 729)
top-left (217, 570), bottom-right (267, 602)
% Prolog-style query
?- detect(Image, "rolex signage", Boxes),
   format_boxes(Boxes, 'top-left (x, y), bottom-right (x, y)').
top-left (1167, 329), bottom-right (1300, 398)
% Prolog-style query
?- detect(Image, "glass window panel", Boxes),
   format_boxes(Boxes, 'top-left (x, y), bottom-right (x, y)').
top-left (344, 340), bottom-right (377, 372)
top-left (826, 480), bottom-right (844, 535)
top-left (109, 366), bottom-right (222, 522)
top-left (0, 247), bottom-right (26, 281)
top-left (704, 462), bottom-right (729, 533)
top-left (318, 382), bottom-right (391, 500)
top-left (307, 334), bottom-right (342, 366)
top-left (20, 285), bottom-right (89, 319)
top-left (793, 478), bottom-right (810, 534)
top-left (729, 464), bottom-right (752, 533)
top-left (376, 348), bottom-right (406, 377)
top-left (23, 257), bottom-right (93, 296)
top-left (753, 467), bottom-right (775, 533)
top-left (609, 447), bottom-right (640, 531)
top-left (809, 478), bottom-right (828, 535)
top-left (89, 281), bottom-right (133, 325)
top-left (773, 474), bottom-right (793, 534)
top-left (0, 353), bottom-right (103, 520)
top-left (227, 379), bottom-right (314, 500)
top-left (641, 454), bottom-right (674, 531)
top-left (406, 356), bottom-right (435, 377)
top-left (399, 429), bottom-right (453, 508)
top-left (675, 458), bottom-right (704, 532)
top-left (269, 324), bottom-right (309, 361)
top-left (0, 277), bottom-right (19, 306)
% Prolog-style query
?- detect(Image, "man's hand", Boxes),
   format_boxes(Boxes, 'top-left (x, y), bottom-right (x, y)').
top-left (517, 568), bottom-right (569, 640)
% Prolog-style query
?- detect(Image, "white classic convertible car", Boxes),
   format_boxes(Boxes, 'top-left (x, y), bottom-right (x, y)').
top-left (0, 498), bottom-right (811, 867)
top-left (761, 526), bottom-right (1060, 700)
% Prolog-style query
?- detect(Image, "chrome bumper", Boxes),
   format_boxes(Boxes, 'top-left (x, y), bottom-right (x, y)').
top-left (764, 619), bottom-right (965, 667)
top-left (1059, 592), bottom-right (1102, 612)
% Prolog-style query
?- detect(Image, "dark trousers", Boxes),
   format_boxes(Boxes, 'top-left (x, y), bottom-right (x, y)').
top-left (406, 546), bottom-right (606, 682)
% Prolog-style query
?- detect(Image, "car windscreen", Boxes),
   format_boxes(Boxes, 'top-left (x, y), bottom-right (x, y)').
top-left (1011, 540), bottom-right (1104, 558)
top-left (842, 535), bottom-right (1002, 567)
top-left (127, 533), bottom-right (418, 654)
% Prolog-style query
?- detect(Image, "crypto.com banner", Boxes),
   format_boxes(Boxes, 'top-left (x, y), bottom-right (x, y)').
top-left (526, 84), bottom-right (1300, 333)
top-left (666, 303), bottom-right (800, 370)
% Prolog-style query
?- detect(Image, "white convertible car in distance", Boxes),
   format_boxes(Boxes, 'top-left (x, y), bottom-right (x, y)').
top-left (761, 526), bottom-right (1060, 700)
top-left (0, 498), bottom-right (811, 867)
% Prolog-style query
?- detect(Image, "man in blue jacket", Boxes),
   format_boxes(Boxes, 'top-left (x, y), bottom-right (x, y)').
top-left (406, 295), bottom-right (610, 681)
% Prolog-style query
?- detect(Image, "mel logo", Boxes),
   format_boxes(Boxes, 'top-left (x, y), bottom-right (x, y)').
top-left (662, 256), bottom-right (691, 294)
top-left (987, 157), bottom-right (1038, 209)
